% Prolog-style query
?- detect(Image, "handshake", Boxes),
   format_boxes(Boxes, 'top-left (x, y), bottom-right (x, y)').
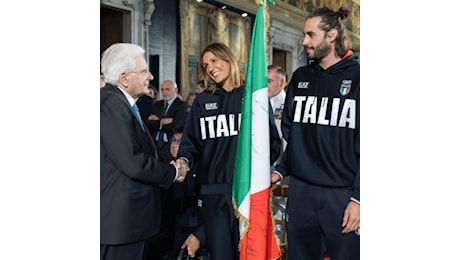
top-left (170, 157), bottom-right (190, 183)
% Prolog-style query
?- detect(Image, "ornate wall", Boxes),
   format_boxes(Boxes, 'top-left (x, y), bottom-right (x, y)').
top-left (178, 0), bottom-right (360, 97)
top-left (278, 0), bottom-right (360, 52)
top-left (100, 0), bottom-right (359, 98)
top-left (179, 0), bottom-right (252, 96)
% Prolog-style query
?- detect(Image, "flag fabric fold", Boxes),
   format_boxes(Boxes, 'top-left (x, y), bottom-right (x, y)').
top-left (232, 2), bottom-right (281, 260)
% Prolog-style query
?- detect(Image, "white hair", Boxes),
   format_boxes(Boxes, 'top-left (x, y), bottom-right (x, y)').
top-left (100, 43), bottom-right (145, 85)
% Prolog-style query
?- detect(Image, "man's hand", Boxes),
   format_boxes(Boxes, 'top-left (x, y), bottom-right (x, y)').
top-left (173, 158), bottom-right (190, 182)
top-left (341, 201), bottom-right (360, 234)
top-left (160, 117), bottom-right (173, 125)
top-left (181, 233), bottom-right (201, 258)
top-left (170, 160), bottom-right (188, 182)
top-left (270, 172), bottom-right (281, 184)
top-left (148, 114), bottom-right (159, 121)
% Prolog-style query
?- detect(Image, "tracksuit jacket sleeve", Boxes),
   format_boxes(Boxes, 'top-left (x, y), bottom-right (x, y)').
top-left (177, 99), bottom-right (203, 169)
top-left (352, 94), bottom-right (361, 201)
top-left (192, 224), bottom-right (206, 246)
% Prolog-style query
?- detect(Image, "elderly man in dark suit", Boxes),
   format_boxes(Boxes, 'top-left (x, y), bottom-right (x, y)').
top-left (145, 79), bottom-right (188, 163)
top-left (100, 43), bottom-right (188, 260)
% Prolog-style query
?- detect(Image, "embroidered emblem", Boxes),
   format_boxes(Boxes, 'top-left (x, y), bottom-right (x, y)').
top-left (339, 79), bottom-right (352, 96)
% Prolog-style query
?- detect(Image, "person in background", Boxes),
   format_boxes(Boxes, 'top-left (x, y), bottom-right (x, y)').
top-left (268, 64), bottom-right (287, 157)
top-left (272, 6), bottom-right (360, 260)
top-left (152, 126), bottom-right (207, 260)
top-left (177, 42), bottom-right (281, 260)
top-left (267, 64), bottom-right (289, 246)
top-left (195, 80), bottom-right (206, 94)
top-left (150, 85), bottom-right (159, 100)
top-left (185, 93), bottom-right (196, 113)
top-left (146, 79), bottom-right (188, 163)
top-left (100, 73), bottom-right (105, 88)
top-left (100, 43), bottom-right (187, 260)
top-left (170, 127), bottom-right (207, 259)
top-left (136, 85), bottom-right (158, 122)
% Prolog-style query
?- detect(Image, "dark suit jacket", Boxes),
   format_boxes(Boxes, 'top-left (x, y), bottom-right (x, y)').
top-left (145, 98), bottom-right (188, 138)
top-left (145, 97), bottom-right (188, 162)
top-left (100, 84), bottom-right (177, 245)
top-left (136, 94), bottom-right (155, 122)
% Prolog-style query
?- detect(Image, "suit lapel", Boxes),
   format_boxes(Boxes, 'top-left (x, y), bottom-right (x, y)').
top-left (105, 84), bottom-right (159, 159)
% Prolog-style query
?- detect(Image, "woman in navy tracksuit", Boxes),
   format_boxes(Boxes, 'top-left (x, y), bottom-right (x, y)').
top-left (177, 42), bottom-right (280, 260)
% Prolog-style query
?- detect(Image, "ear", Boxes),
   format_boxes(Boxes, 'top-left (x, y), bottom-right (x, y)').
top-left (280, 78), bottom-right (286, 86)
top-left (327, 28), bottom-right (338, 42)
top-left (119, 72), bottom-right (129, 88)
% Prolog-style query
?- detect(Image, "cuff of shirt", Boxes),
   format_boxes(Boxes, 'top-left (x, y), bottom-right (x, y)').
top-left (179, 157), bottom-right (189, 166)
top-left (170, 162), bottom-right (179, 181)
top-left (350, 197), bottom-right (360, 205)
top-left (273, 171), bottom-right (283, 181)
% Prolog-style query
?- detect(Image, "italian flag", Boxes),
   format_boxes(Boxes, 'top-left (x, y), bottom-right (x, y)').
top-left (232, 2), bottom-right (281, 260)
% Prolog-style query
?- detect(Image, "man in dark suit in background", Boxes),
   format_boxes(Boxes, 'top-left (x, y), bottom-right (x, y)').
top-left (145, 79), bottom-right (188, 163)
top-left (136, 85), bottom-right (158, 122)
top-left (100, 43), bottom-right (188, 260)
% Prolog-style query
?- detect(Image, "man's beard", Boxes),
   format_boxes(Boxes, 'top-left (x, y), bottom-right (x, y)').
top-left (307, 36), bottom-right (332, 61)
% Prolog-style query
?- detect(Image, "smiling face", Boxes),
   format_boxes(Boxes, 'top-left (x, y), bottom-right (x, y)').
top-left (123, 55), bottom-right (154, 98)
top-left (199, 42), bottom-right (243, 92)
top-left (201, 51), bottom-right (231, 85)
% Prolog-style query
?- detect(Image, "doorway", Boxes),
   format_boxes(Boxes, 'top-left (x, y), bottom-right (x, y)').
top-left (100, 6), bottom-right (124, 56)
top-left (272, 49), bottom-right (287, 70)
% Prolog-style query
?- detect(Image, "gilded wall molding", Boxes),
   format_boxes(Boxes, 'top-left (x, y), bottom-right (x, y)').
top-left (179, 0), bottom-right (252, 97)
top-left (177, 0), bottom-right (359, 96)
top-left (219, 0), bottom-right (359, 52)
top-left (179, 0), bottom-right (194, 97)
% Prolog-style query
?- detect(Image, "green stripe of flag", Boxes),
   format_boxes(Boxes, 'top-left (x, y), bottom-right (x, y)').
top-left (232, 3), bottom-right (267, 208)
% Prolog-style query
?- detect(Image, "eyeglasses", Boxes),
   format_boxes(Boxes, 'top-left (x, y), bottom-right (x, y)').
top-left (129, 69), bottom-right (149, 75)
top-left (171, 138), bottom-right (181, 144)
